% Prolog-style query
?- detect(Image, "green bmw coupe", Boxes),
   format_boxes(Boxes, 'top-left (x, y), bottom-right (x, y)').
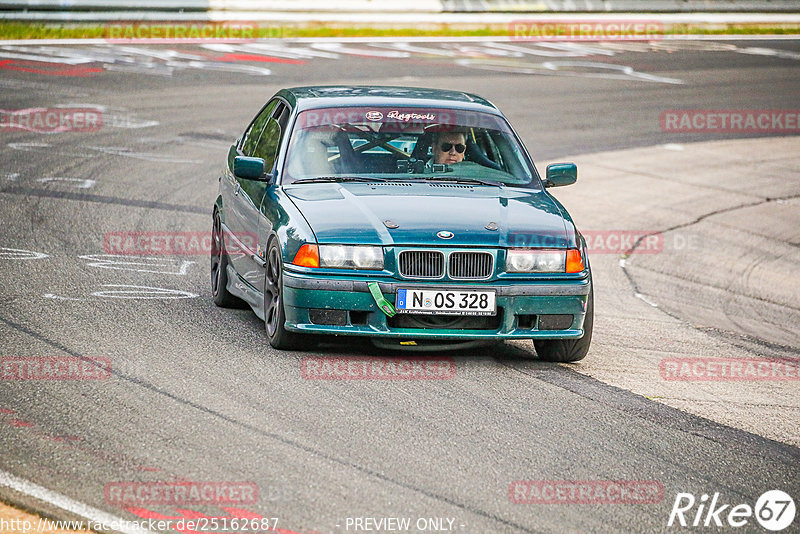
top-left (212, 86), bottom-right (593, 361)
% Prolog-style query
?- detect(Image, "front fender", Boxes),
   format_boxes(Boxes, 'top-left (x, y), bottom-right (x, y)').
top-left (262, 187), bottom-right (317, 265)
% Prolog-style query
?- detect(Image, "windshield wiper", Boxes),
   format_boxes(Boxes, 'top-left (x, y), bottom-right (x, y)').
top-left (292, 176), bottom-right (389, 184)
top-left (403, 177), bottom-right (503, 187)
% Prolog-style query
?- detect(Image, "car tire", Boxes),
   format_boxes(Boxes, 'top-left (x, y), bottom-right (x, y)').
top-left (211, 210), bottom-right (247, 308)
top-left (533, 286), bottom-right (593, 363)
top-left (264, 239), bottom-right (309, 350)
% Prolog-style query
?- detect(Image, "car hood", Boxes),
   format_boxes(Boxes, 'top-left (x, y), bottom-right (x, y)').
top-left (284, 182), bottom-right (570, 247)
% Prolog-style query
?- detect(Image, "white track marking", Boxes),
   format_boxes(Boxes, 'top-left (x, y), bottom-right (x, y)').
top-left (541, 61), bottom-right (685, 84)
top-left (537, 42), bottom-right (617, 56)
top-left (79, 255), bottom-right (194, 275)
top-left (202, 42), bottom-right (341, 59)
top-left (370, 42), bottom-right (458, 57)
top-left (456, 58), bottom-right (685, 84)
top-left (103, 114), bottom-right (160, 129)
top-left (0, 47), bottom-right (93, 64)
top-left (0, 469), bottom-right (154, 534)
top-left (444, 43), bottom-right (523, 57)
top-left (176, 59), bottom-right (271, 75)
top-left (8, 142), bottom-right (91, 158)
top-left (484, 41), bottom-right (613, 57)
top-left (113, 46), bottom-right (208, 61)
top-left (619, 261), bottom-right (659, 307)
top-left (9, 142), bottom-right (53, 150)
top-left (43, 294), bottom-right (85, 301)
top-left (1, 38), bottom-right (791, 82)
top-left (309, 42), bottom-right (410, 58)
top-left (0, 45), bottom-right (115, 64)
top-left (90, 284), bottom-right (198, 299)
top-left (36, 177), bottom-right (96, 189)
top-left (7, 142), bottom-right (195, 163)
top-left (0, 247), bottom-right (49, 260)
top-left (0, 44), bottom-right (272, 76)
top-left (635, 293), bottom-right (659, 307)
top-left (86, 146), bottom-right (202, 164)
top-left (105, 63), bottom-right (175, 76)
top-left (736, 46), bottom-right (800, 61)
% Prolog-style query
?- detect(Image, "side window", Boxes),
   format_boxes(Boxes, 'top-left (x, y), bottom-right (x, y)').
top-left (252, 104), bottom-right (287, 171)
top-left (275, 104), bottom-right (290, 133)
top-left (241, 100), bottom-right (279, 157)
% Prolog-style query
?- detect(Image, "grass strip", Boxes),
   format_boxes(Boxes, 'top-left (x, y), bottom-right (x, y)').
top-left (1, 21), bottom-right (799, 40)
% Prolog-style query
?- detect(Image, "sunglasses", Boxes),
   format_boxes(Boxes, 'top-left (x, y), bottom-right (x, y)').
top-left (439, 143), bottom-right (466, 153)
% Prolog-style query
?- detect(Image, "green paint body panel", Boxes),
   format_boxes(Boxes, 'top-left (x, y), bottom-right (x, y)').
top-left (215, 85), bottom-right (592, 341)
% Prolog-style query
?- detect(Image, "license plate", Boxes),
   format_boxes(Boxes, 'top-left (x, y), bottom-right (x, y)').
top-left (395, 288), bottom-right (497, 316)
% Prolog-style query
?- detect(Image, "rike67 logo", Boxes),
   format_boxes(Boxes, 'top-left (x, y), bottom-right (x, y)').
top-left (668, 490), bottom-right (795, 531)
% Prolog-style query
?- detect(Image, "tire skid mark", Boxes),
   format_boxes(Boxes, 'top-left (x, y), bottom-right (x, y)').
top-left (0, 187), bottom-right (206, 215)
top-left (494, 355), bottom-right (800, 465)
top-left (0, 315), bottom-right (541, 534)
top-left (620, 193), bottom-right (800, 325)
top-left (623, 262), bottom-right (800, 313)
top-left (698, 326), bottom-right (800, 358)
top-left (0, 406), bottom-right (160, 473)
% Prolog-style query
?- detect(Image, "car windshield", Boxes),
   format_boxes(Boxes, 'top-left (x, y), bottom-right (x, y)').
top-left (282, 106), bottom-right (538, 187)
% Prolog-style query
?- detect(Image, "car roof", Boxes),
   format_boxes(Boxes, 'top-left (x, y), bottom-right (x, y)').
top-left (276, 86), bottom-right (502, 115)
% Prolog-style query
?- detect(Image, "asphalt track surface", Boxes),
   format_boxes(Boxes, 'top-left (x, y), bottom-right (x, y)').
top-left (0, 38), bottom-right (799, 533)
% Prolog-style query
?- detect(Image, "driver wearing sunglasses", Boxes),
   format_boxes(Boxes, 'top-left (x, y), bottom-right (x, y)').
top-left (432, 131), bottom-right (467, 165)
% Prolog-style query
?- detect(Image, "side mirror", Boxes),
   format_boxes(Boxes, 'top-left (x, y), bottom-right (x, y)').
top-left (544, 163), bottom-right (577, 188)
top-left (233, 156), bottom-right (266, 180)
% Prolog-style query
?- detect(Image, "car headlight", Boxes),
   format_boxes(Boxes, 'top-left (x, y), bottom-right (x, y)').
top-left (319, 245), bottom-right (384, 270)
top-left (506, 249), bottom-right (566, 273)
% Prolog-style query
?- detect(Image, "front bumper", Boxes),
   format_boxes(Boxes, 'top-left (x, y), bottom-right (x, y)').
top-left (282, 270), bottom-right (591, 340)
